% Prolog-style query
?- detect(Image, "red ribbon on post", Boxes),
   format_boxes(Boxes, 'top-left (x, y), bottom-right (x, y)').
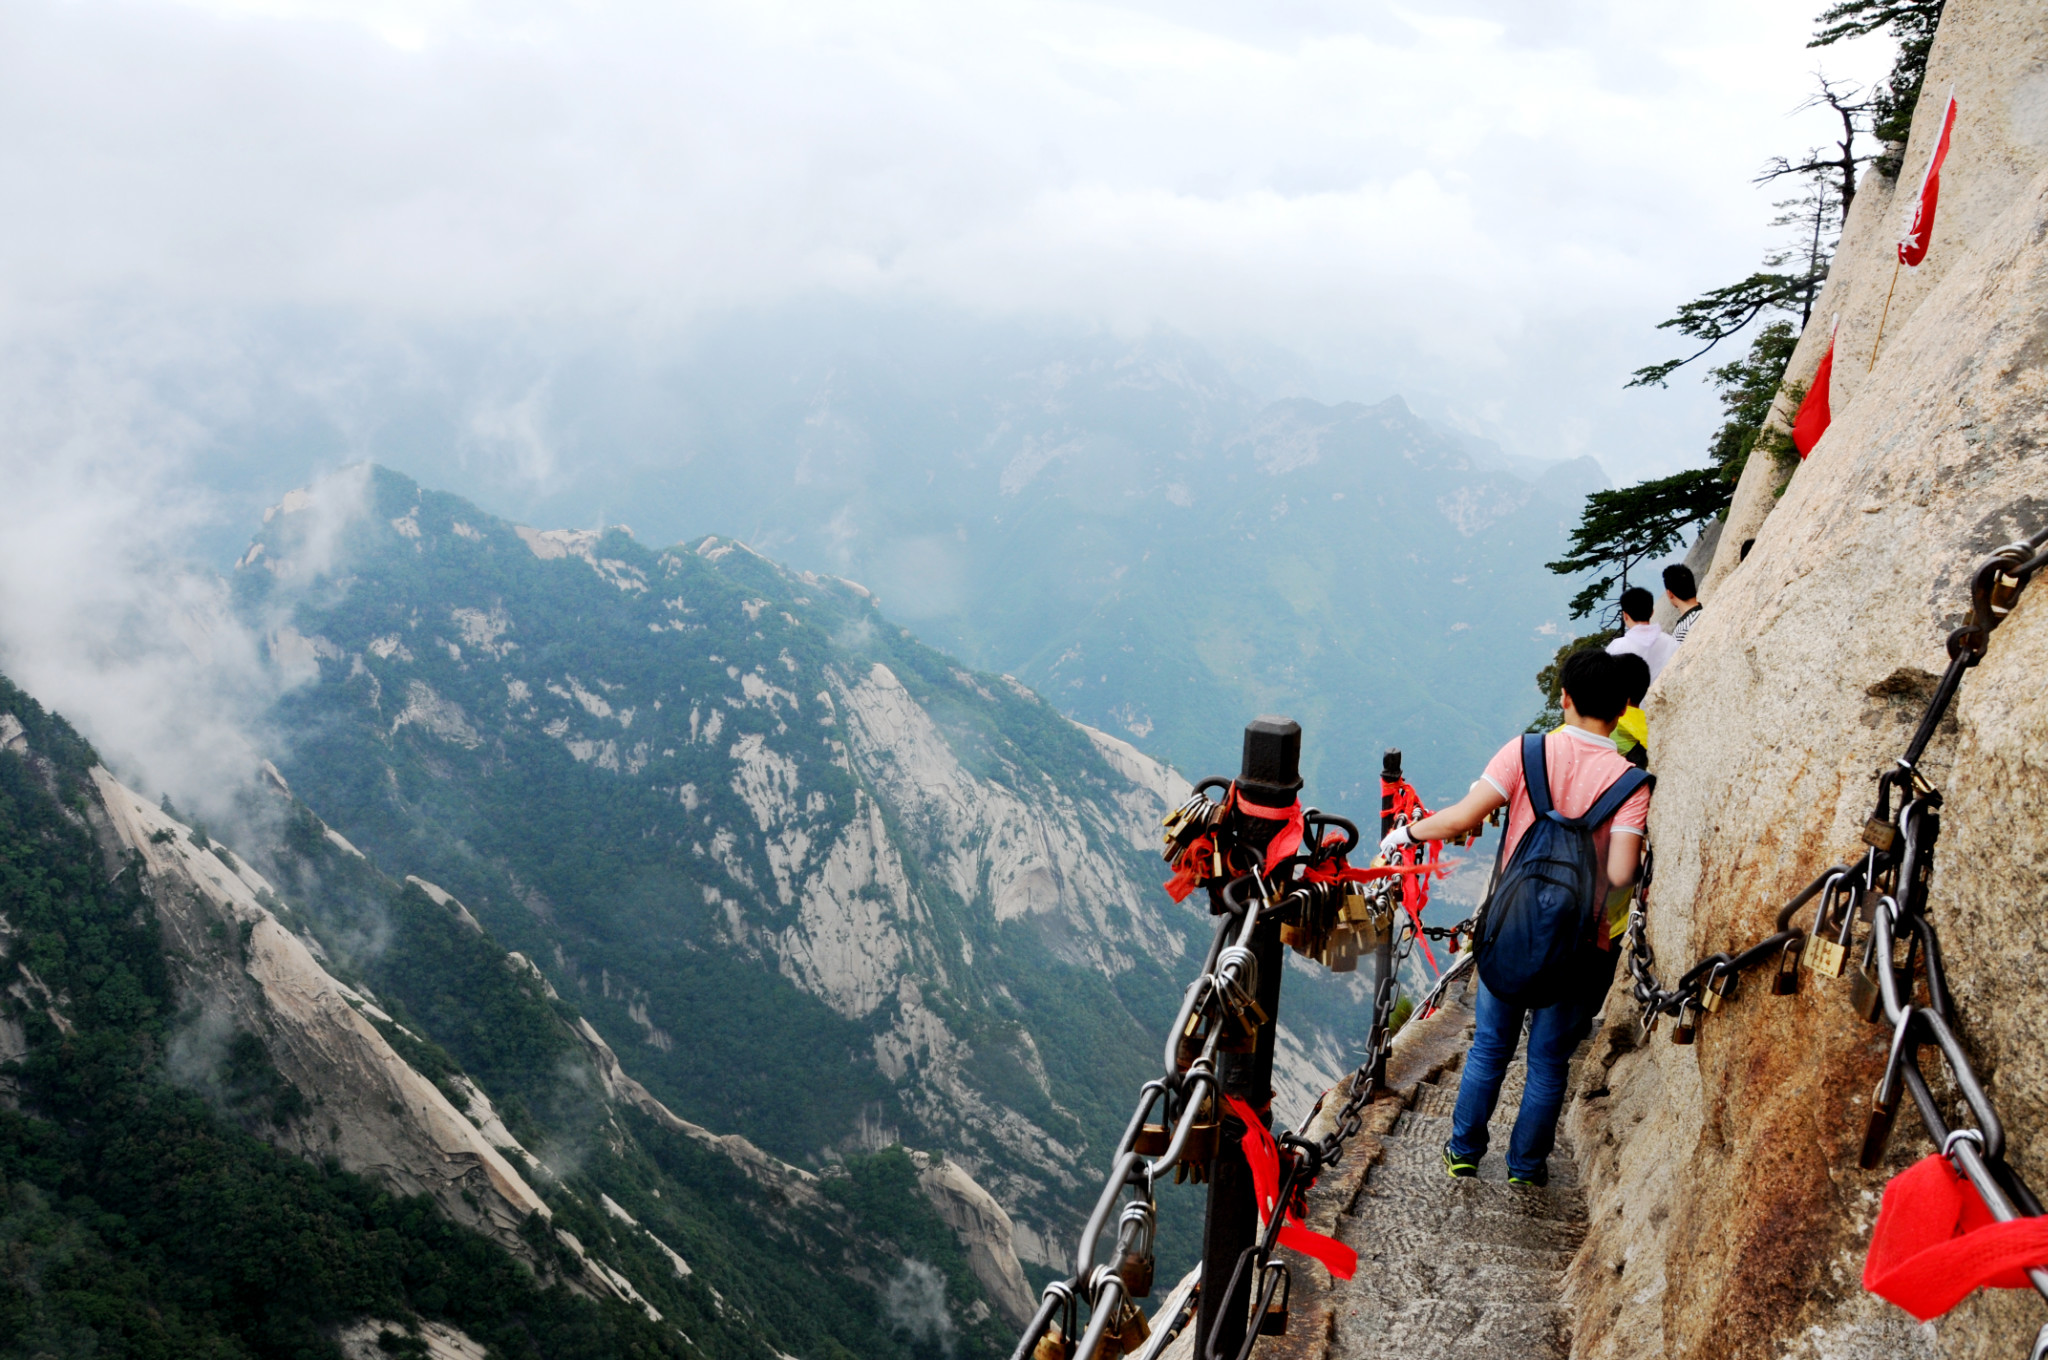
top-left (1863, 1152), bottom-right (2048, 1320)
top-left (1222, 1095), bottom-right (1358, 1281)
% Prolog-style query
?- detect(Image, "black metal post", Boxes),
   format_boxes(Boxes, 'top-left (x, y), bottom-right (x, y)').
top-left (1196, 717), bottom-right (1300, 1360)
top-left (1196, 911), bottom-right (1284, 1360)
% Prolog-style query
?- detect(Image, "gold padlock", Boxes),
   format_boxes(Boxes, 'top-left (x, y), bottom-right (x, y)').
top-left (1033, 1324), bottom-right (1072, 1360)
top-left (1103, 1298), bottom-right (1150, 1356)
top-left (1805, 936), bottom-right (1847, 979)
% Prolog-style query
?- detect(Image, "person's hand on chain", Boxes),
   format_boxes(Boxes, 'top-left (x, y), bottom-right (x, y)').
top-left (1378, 824), bottom-right (1414, 860)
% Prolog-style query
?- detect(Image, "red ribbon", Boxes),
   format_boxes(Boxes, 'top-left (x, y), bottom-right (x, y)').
top-left (1232, 787), bottom-right (1305, 870)
top-left (1864, 1152), bottom-right (2048, 1320)
top-left (1223, 1095), bottom-right (1357, 1280)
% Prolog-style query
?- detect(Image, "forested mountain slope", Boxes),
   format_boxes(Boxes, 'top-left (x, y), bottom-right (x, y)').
top-left (1, 670), bottom-right (1033, 1360)
top-left (232, 466), bottom-right (1366, 1277)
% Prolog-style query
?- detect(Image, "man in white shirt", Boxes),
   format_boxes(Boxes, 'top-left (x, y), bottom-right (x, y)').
top-left (1606, 587), bottom-right (1677, 680)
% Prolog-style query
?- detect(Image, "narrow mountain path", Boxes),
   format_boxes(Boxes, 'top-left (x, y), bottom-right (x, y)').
top-left (1160, 975), bottom-right (1594, 1360)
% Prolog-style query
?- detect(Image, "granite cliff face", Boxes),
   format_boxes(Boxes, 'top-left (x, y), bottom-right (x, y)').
top-left (237, 468), bottom-right (1359, 1271)
top-left (1569, 4), bottom-right (2048, 1356)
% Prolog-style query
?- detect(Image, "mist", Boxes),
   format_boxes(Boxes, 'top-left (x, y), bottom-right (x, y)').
top-left (0, 0), bottom-right (1897, 801)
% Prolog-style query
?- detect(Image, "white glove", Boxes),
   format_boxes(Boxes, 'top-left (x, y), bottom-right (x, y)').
top-left (1378, 825), bottom-right (1415, 858)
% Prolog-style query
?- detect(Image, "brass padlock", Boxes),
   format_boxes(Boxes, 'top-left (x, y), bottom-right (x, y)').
top-left (1772, 937), bottom-right (1802, 995)
top-left (1862, 817), bottom-right (1898, 852)
top-left (1033, 1325), bottom-right (1073, 1360)
top-left (1132, 1122), bottom-right (1169, 1158)
top-left (1805, 935), bottom-right (1847, 979)
top-left (1702, 967), bottom-right (1736, 1014)
top-left (1104, 1298), bottom-right (1150, 1355)
top-left (1669, 1000), bottom-right (1697, 1045)
top-left (1175, 1100), bottom-right (1218, 1183)
top-left (1849, 961), bottom-right (1885, 1024)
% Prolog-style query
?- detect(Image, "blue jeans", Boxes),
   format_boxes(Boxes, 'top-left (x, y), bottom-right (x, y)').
top-left (1446, 965), bottom-right (1608, 1179)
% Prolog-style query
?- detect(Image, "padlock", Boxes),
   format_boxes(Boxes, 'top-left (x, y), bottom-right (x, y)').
top-left (1669, 999), bottom-right (1697, 1045)
top-left (1116, 1248), bottom-right (1154, 1300)
top-left (1702, 967), bottom-right (1736, 1014)
top-left (1033, 1324), bottom-right (1072, 1360)
top-left (1104, 1298), bottom-right (1150, 1355)
top-left (1805, 935), bottom-right (1847, 979)
top-left (1772, 937), bottom-right (1802, 995)
top-left (1862, 817), bottom-right (1898, 852)
top-left (1849, 958), bottom-right (1886, 1024)
top-left (1858, 1009), bottom-right (1915, 1170)
top-left (1175, 1101), bottom-right (1219, 1184)
top-left (1132, 1121), bottom-right (1170, 1158)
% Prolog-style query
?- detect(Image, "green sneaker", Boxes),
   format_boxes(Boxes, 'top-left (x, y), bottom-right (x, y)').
top-left (1507, 1166), bottom-right (1550, 1188)
top-left (1442, 1145), bottom-right (1478, 1179)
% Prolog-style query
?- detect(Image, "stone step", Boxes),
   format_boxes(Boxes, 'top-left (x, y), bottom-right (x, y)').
top-left (1336, 1295), bottom-right (1572, 1360)
top-left (1412, 1081), bottom-right (1459, 1117)
top-left (1349, 1173), bottom-right (1588, 1241)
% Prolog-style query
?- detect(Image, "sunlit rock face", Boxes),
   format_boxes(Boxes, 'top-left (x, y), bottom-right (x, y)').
top-left (231, 464), bottom-right (1360, 1268)
top-left (1573, 6), bottom-right (2048, 1355)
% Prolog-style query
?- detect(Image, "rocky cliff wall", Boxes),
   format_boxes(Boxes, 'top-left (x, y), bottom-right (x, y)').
top-left (1570, 6), bottom-right (2048, 1355)
top-left (1703, 0), bottom-right (2048, 602)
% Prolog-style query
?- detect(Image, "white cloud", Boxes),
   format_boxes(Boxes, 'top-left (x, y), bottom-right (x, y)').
top-left (0, 1), bottom-right (1892, 464)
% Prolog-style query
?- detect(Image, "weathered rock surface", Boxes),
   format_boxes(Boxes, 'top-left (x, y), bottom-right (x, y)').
top-left (1580, 5), bottom-right (2048, 1354)
top-left (87, 767), bottom-right (553, 1254)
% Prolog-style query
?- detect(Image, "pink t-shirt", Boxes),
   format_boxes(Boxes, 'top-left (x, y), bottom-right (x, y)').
top-left (1482, 726), bottom-right (1651, 870)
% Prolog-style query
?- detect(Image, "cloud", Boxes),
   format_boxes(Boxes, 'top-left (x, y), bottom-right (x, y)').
top-left (0, 0), bottom-right (1894, 473)
top-left (0, 330), bottom-right (367, 816)
top-left (883, 1258), bottom-right (956, 1356)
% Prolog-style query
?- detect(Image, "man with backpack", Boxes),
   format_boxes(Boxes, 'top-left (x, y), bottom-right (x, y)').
top-left (1378, 650), bottom-right (1650, 1187)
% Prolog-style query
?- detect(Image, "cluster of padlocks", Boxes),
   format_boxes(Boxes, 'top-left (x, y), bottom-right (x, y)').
top-left (1277, 876), bottom-right (1396, 973)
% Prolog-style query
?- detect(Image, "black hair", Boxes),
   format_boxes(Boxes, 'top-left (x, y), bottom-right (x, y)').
top-left (1611, 652), bottom-right (1652, 707)
top-left (1559, 648), bottom-right (1628, 722)
top-left (1619, 586), bottom-right (1655, 624)
top-left (1662, 564), bottom-right (1697, 599)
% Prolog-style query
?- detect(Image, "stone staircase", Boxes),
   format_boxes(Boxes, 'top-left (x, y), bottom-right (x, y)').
top-left (1323, 1057), bottom-right (1589, 1359)
top-left (1151, 980), bottom-right (1595, 1360)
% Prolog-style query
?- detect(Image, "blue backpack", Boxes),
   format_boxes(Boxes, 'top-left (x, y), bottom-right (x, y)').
top-left (1474, 734), bottom-right (1651, 1009)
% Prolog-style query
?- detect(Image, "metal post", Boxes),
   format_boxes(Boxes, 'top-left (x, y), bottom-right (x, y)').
top-left (1195, 717), bottom-right (1300, 1360)
top-left (1196, 911), bottom-right (1284, 1360)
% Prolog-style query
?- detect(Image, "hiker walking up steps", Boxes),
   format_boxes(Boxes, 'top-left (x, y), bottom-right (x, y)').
top-left (1379, 650), bottom-right (1651, 1187)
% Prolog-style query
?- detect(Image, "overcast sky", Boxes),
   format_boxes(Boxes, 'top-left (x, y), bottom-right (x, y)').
top-left (0, 0), bottom-right (1897, 802)
top-left (1, 0), bottom-right (1892, 472)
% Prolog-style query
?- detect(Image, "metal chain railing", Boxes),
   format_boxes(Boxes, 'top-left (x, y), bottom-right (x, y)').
top-left (1617, 527), bottom-right (2048, 1356)
top-left (1009, 792), bottom-right (1467, 1360)
top-left (1018, 528), bottom-right (2048, 1360)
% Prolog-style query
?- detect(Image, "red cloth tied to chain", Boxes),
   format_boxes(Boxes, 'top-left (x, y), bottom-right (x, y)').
top-left (1222, 1095), bottom-right (1357, 1280)
top-left (1380, 776), bottom-right (1445, 972)
top-left (1863, 1152), bottom-right (2048, 1320)
top-left (1161, 785), bottom-right (1304, 902)
top-left (1232, 787), bottom-right (1305, 870)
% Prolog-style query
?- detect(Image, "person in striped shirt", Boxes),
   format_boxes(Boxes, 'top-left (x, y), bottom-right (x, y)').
top-left (1664, 565), bottom-right (1702, 644)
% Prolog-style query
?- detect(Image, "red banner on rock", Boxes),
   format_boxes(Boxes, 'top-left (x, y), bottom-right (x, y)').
top-left (1899, 89), bottom-right (1959, 269)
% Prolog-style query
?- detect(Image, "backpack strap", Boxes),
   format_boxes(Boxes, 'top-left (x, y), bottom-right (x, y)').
top-left (1581, 767), bottom-right (1654, 832)
top-left (1519, 733), bottom-right (1556, 821)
